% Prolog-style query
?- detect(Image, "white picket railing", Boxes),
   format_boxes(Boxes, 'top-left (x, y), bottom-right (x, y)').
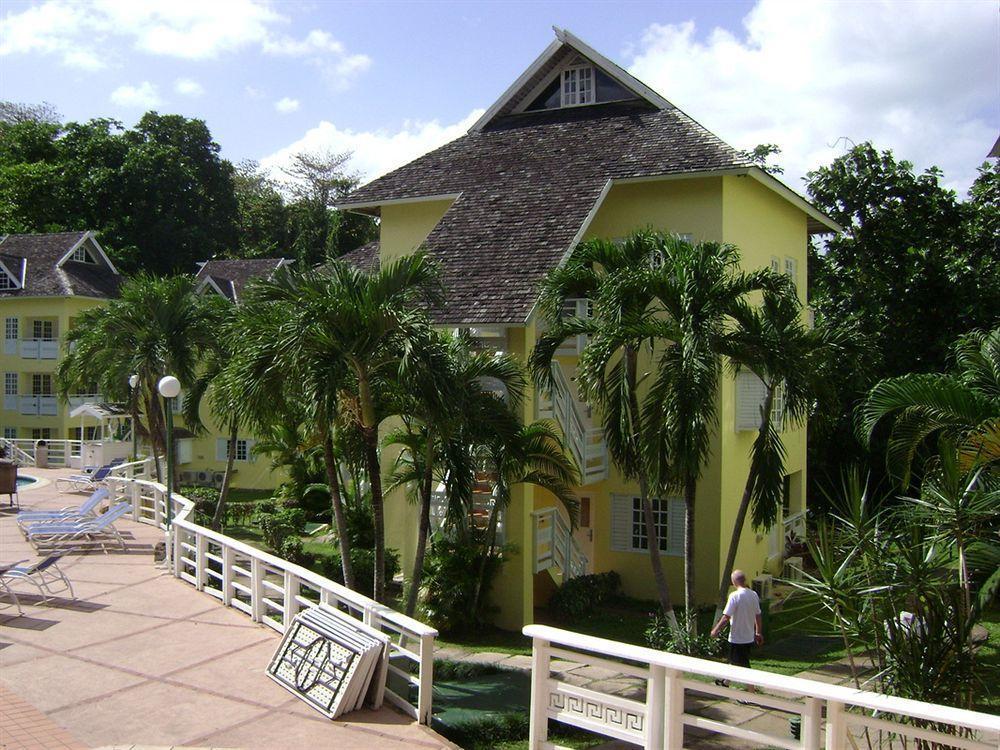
top-left (0, 437), bottom-right (34, 464)
top-left (524, 624), bottom-right (1000, 750)
top-left (1, 438), bottom-right (82, 466)
top-left (783, 510), bottom-right (807, 541)
top-left (532, 506), bottom-right (588, 580)
top-left (106, 461), bottom-right (438, 725)
top-left (542, 361), bottom-right (607, 485)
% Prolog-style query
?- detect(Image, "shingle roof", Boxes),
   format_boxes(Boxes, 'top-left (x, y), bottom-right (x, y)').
top-left (194, 258), bottom-right (292, 301)
top-left (342, 101), bottom-right (752, 324)
top-left (337, 240), bottom-right (380, 272)
top-left (0, 231), bottom-right (120, 299)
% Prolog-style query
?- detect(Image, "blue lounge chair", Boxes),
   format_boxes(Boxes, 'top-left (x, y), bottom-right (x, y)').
top-left (0, 550), bottom-right (77, 613)
top-left (55, 464), bottom-right (116, 494)
top-left (24, 503), bottom-right (130, 552)
top-left (0, 559), bottom-right (29, 615)
top-left (16, 488), bottom-right (110, 532)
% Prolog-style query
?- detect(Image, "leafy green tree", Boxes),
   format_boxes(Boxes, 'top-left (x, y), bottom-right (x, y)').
top-left (806, 144), bottom-right (1000, 496)
top-left (713, 287), bottom-right (845, 618)
top-left (55, 275), bottom-right (225, 480)
top-left (860, 326), bottom-right (1000, 485)
top-left (387, 330), bottom-right (526, 617)
top-left (231, 160), bottom-right (290, 259)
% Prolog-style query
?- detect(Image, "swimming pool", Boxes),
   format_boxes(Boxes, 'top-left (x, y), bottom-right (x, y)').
top-left (16, 475), bottom-right (38, 488)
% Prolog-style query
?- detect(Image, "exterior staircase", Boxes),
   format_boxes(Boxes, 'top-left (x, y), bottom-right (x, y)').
top-left (532, 505), bottom-right (588, 583)
top-left (0, 437), bottom-right (34, 465)
top-left (536, 360), bottom-right (608, 485)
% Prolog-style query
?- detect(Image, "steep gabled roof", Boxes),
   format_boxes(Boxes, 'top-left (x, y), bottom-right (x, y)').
top-left (338, 240), bottom-right (380, 272)
top-left (0, 231), bottom-right (120, 299)
top-left (340, 29), bottom-right (837, 326)
top-left (194, 258), bottom-right (293, 303)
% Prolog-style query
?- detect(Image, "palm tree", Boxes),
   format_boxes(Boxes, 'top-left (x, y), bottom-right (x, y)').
top-left (243, 255), bottom-right (441, 602)
top-left (56, 274), bottom-right (225, 482)
top-left (859, 326), bottom-right (1000, 485)
top-left (472, 419), bottom-right (580, 613)
top-left (641, 235), bottom-right (772, 628)
top-left (713, 287), bottom-right (844, 618)
top-left (386, 330), bottom-right (526, 617)
top-left (530, 229), bottom-right (680, 623)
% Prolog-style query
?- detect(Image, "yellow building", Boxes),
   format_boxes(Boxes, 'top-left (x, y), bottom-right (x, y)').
top-left (0, 231), bottom-right (122, 462)
top-left (339, 28), bottom-right (838, 629)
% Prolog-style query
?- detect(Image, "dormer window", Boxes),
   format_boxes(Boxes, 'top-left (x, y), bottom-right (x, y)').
top-left (0, 263), bottom-right (19, 290)
top-left (562, 64), bottom-right (594, 106)
top-left (70, 244), bottom-right (96, 263)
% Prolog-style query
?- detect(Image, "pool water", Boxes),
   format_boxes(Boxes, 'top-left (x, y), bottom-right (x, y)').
top-left (16, 476), bottom-right (37, 488)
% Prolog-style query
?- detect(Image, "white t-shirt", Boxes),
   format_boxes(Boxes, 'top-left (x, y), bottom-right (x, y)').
top-left (723, 586), bottom-right (761, 644)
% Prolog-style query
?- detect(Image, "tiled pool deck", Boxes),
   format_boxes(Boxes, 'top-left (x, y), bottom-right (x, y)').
top-left (0, 468), bottom-right (454, 750)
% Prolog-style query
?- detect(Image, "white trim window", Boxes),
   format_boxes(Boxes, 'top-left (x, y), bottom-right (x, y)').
top-left (4, 317), bottom-right (17, 356)
top-left (3, 427), bottom-right (16, 439)
top-left (32, 320), bottom-right (55, 340)
top-left (561, 64), bottom-right (594, 107)
top-left (70, 244), bottom-right (95, 263)
top-left (784, 257), bottom-right (798, 289)
top-left (216, 437), bottom-right (255, 462)
top-left (610, 495), bottom-right (684, 555)
top-left (0, 266), bottom-right (19, 289)
top-left (3, 372), bottom-right (16, 411)
top-left (735, 371), bottom-right (784, 431)
top-left (32, 373), bottom-right (53, 396)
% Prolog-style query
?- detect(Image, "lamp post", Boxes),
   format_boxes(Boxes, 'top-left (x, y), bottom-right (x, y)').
top-left (128, 374), bottom-right (139, 462)
top-left (157, 375), bottom-right (180, 529)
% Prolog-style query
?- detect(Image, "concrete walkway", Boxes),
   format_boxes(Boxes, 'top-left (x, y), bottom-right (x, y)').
top-left (1, 468), bottom-right (454, 750)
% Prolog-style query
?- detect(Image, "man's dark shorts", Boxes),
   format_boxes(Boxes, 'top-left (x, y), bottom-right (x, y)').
top-left (729, 641), bottom-right (754, 668)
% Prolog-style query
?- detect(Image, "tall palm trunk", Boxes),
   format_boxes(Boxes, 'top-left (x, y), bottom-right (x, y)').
top-left (473, 480), bottom-right (505, 616)
top-left (405, 448), bottom-right (435, 617)
top-left (211, 421), bottom-right (238, 531)
top-left (714, 387), bottom-right (774, 621)
top-left (322, 430), bottom-right (355, 590)
top-left (357, 374), bottom-right (387, 603)
top-left (626, 346), bottom-right (677, 628)
top-left (144, 390), bottom-right (164, 482)
top-left (683, 474), bottom-right (697, 633)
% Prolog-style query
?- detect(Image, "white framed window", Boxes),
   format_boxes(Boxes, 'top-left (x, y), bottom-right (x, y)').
top-left (784, 257), bottom-right (798, 289)
top-left (31, 428), bottom-right (52, 440)
top-left (71, 244), bottom-right (95, 263)
top-left (32, 373), bottom-right (52, 396)
top-left (610, 495), bottom-right (684, 555)
top-left (4, 317), bottom-right (17, 356)
top-left (0, 270), bottom-right (18, 289)
top-left (3, 427), bottom-right (16, 439)
top-left (4, 373), bottom-right (16, 396)
top-left (32, 320), bottom-right (54, 340)
top-left (735, 371), bottom-right (784, 431)
top-left (561, 64), bottom-right (594, 107)
top-left (217, 437), bottom-right (254, 462)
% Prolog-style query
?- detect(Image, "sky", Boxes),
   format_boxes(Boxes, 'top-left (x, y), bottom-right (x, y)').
top-left (1, 0), bottom-right (997, 196)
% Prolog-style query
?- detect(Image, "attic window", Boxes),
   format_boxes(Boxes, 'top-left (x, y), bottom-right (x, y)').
top-left (0, 266), bottom-right (19, 290)
top-left (70, 245), bottom-right (96, 263)
top-left (524, 64), bottom-right (636, 112)
top-left (562, 64), bottom-right (594, 106)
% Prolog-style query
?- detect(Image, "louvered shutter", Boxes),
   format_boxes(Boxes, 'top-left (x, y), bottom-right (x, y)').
top-left (666, 498), bottom-right (685, 556)
top-left (216, 438), bottom-right (228, 461)
top-left (610, 495), bottom-right (633, 551)
top-left (784, 257), bottom-right (798, 288)
top-left (770, 256), bottom-right (780, 274)
top-left (245, 438), bottom-right (256, 462)
top-left (736, 372), bottom-right (767, 431)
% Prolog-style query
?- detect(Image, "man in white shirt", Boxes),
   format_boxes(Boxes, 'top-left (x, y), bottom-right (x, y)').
top-left (710, 570), bottom-right (763, 687)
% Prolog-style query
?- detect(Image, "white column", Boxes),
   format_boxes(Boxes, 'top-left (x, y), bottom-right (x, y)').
top-left (417, 632), bottom-right (435, 725)
top-left (528, 637), bottom-right (552, 748)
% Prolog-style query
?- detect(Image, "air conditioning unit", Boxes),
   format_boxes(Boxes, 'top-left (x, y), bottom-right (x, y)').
top-left (783, 556), bottom-right (805, 581)
top-left (753, 574), bottom-right (773, 601)
top-left (180, 471), bottom-right (196, 484)
top-left (212, 472), bottom-right (226, 486)
top-left (195, 470), bottom-right (210, 484)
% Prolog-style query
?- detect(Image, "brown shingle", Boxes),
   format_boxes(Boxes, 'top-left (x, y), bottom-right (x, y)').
top-left (0, 231), bottom-right (120, 299)
top-left (194, 258), bottom-right (293, 301)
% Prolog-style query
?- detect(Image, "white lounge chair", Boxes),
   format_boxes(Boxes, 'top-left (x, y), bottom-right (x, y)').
top-left (24, 503), bottom-right (130, 552)
top-left (16, 488), bottom-right (110, 532)
top-left (55, 464), bottom-right (115, 494)
top-left (0, 559), bottom-right (29, 615)
top-left (0, 550), bottom-right (77, 613)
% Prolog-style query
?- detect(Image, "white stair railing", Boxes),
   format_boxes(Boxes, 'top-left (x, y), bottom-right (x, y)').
top-left (107, 459), bottom-right (438, 725)
top-left (532, 506), bottom-right (588, 580)
top-left (0, 437), bottom-right (33, 464)
top-left (548, 362), bottom-right (608, 484)
top-left (524, 624), bottom-right (1000, 750)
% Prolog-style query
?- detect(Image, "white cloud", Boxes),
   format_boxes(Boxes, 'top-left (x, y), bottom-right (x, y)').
top-left (244, 85), bottom-right (265, 100)
top-left (274, 96), bottom-right (300, 114)
top-left (110, 81), bottom-right (162, 109)
top-left (0, 0), bottom-right (371, 88)
top-left (261, 109), bottom-right (485, 185)
top-left (174, 78), bottom-right (204, 97)
top-left (626, 0), bottom-right (998, 193)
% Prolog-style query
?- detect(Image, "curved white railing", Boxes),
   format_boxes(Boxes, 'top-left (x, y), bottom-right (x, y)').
top-left (532, 506), bottom-right (588, 580)
top-left (107, 464), bottom-right (437, 725)
top-left (524, 624), bottom-right (1000, 750)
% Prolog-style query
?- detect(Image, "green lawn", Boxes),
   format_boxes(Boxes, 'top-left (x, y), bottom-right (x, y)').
top-left (974, 609), bottom-right (1000, 713)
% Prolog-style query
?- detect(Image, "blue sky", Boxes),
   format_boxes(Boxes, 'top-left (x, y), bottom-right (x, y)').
top-left (2, 0), bottom-right (997, 193)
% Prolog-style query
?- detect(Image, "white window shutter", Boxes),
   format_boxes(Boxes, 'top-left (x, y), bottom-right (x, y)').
top-left (216, 438), bottom-right (228, 461)
top-left (667, 498), bottom-right (686, 556)
top-left (770, 256), bottom-right (780, 274)
top-left (736, 372), bottom-right (767, 431)
top-left (245, 438), bottom-right (256, 462)
top-left (784, 257), bottom-right (798, 287)
top-left (610, 495), bottom-right (632, 552)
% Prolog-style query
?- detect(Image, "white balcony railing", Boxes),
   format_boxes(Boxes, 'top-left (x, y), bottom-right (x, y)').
top-left (20, 338), bottom-right (59, 359)
top-left (540, 361), bottom-right (608, 485)
top-left (1, 438), bottom-right (82, 466)
top-left (532, 506), bottom-right (587, 580)
top-left (524, 624), bottom-right (1000, 750)
top-left (18, 395), bottom-right (58, 415)
top-left (107, 459), bottom-right (438, 725)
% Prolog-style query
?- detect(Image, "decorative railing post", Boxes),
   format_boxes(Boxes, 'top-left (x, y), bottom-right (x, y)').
top-left (802, 697), bottom-right (822, 750)
top-left (664, 667), bottom-right (684, 750)
top-left (130, 483), bottom-right (140, 522)
top-left (528, 636), bottom-right (551, 748)
top-left (283, 571), bottom-right (300, 627)
top-left (195, 533), bottom-right (207, 590)
top-left (418, 632), bottom-right (435, 725)
top-left (250, 557), bottom-right (264, 622)
top-left (221, 545), bottom-right (234, 606)
top-left (646, 664), bottom-right (665, 749)
top-left (825, 700), bottom-right (845, 750)
top-left (153, 487), bottom-right (162, 528)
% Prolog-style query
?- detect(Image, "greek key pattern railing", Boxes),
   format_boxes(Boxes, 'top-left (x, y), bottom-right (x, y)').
top-left (107, 461), bottom-right (437, 725)
top-left (524, 624), bottom-right (1000, 750)
top-left (532, 506), bottom-right (588, 581)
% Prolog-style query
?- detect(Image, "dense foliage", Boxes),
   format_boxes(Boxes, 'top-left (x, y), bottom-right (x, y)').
top-left (548, 571), bottom-right (621, 621)
top-left (0, 104), bottom-right (375, 273)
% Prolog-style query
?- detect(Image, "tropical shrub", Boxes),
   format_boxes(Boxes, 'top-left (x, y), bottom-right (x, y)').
top-left (548, 571), bottom-right (621, 621)
top-left (419, 536), bottom-right (507, 633)
top-left (181, 485), bottom-right (220, 526)
top-left (315, 546), bottom-right (400, 597)
top-left (252, 503), bottom-right (306, 551)
top-left (646, 610), bottom-right (721, 657)
top-left (279, 536), bottom-right (307, 565)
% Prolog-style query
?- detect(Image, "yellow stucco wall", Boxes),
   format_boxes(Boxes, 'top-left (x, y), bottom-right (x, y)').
top-left (379, 199), bottom-right (455, 263)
